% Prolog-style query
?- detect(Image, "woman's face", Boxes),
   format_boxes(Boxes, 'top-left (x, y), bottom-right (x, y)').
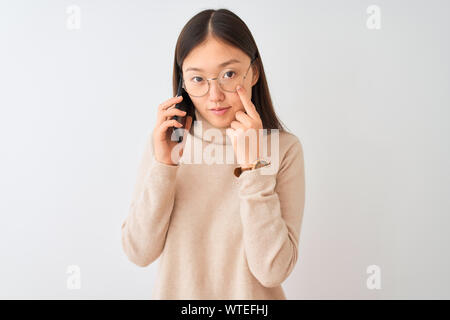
top-left (181, 35), bottom-right (259, 128)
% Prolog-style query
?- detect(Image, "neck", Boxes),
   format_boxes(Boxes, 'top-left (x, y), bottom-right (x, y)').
top-left (190, 108), bottom-right (231, 145)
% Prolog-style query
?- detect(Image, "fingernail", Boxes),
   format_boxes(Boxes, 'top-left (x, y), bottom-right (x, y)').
top-left (236, 85), bottom-right (242, 91)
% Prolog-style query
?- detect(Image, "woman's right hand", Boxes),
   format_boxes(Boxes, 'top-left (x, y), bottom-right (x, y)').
top-left (152, 95), bottom-right (193, 166)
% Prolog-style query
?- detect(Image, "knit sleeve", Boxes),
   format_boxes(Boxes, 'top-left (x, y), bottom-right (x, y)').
top-left (121, 132), bottom-right (179, 267)
top-left (237, 135), bottom-right (306, 288)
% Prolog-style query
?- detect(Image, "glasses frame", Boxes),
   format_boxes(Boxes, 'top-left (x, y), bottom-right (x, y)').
top-left (181, 57), bottom-right (257, 98)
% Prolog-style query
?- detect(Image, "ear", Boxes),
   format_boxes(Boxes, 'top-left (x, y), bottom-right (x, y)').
top-left (250, 64), bottom-right (260, 87)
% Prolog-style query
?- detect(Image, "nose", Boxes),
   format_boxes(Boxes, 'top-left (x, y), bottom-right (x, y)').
top-left (208, 79), bottom-right (225, 102)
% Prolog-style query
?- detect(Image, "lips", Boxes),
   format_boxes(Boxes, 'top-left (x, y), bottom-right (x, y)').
top-left (209, 106), bottom-right (231, 116)
top-left (210, 106), bottom-right (231, 111)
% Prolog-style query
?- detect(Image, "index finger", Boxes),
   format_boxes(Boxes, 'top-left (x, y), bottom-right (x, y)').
top-left (236, 85), bottom-right (258, 119)
top-left (159, 95), bottom-right (183, 111)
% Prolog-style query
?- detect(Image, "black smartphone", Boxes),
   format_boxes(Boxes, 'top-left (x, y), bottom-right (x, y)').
top-left (171, 76), bottom-right (195, 143)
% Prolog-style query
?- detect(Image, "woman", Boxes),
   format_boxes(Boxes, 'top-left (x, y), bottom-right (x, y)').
top-left (121, 8), bottom-right (306, 300)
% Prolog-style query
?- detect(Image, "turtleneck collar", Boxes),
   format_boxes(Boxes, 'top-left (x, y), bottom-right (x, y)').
top-left (189, 108), bottom-right (232, 145)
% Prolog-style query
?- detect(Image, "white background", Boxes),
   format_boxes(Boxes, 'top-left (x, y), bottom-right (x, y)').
top-left (0, 0), bottom-right (449, 299)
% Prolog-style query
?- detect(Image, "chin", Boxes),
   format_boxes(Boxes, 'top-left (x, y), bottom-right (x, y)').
top-left (209, 117), bottom-right (231, 128)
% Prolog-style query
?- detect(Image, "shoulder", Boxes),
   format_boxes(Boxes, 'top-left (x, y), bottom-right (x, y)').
top-left (265, 130), bottom-right (304, 174)
top-left (273, 130), bottom-right (303, 159)
top-left (279, 130), bottom-right (302, 148)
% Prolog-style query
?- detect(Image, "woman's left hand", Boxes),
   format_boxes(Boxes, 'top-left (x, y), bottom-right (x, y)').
top-left (226, 85), bottom-right (263, 168)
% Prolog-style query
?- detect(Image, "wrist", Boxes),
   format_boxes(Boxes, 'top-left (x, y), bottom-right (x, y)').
top-left (155, 156), bottom-right (178, 166)
top-left (234, 158), bottom-right (271, 177)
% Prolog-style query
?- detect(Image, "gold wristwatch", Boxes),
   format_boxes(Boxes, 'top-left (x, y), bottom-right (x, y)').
top-left (234, 159), bottom-right (271, 178)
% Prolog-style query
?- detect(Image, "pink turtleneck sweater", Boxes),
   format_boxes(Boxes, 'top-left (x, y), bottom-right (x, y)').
top-left (121, 108), bottom-right (305, 299)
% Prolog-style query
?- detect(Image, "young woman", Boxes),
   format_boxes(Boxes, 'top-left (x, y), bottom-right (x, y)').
top-left (121, 8), bottom-right (306, 300)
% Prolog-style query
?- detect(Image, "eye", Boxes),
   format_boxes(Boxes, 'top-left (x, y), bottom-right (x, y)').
top-left (191, 76), bottom-right (204, 83)
top-left (223, 71), bottom-right (236, 79)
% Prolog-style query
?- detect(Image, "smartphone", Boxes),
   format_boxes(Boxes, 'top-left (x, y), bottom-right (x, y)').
top-left (171, 76), bottom-right (195, 143)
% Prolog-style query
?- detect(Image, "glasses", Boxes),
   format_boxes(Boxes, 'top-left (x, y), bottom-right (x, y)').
top-left (181, 57), bottom-right (256, 97)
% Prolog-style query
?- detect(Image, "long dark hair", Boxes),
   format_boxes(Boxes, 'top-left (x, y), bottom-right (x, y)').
top-left (172, 8), bottom-right (288, 132)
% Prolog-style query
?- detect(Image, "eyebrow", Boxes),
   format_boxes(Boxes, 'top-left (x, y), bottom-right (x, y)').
top-left (184, 59), bottom-right (241, 73)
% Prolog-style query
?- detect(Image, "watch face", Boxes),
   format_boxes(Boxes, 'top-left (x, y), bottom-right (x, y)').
top-left (255, 160), bottom-right (270, 169)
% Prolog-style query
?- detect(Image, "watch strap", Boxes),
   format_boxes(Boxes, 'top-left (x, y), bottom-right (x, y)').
top-left (233, 159), bottom-right (271, 177)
